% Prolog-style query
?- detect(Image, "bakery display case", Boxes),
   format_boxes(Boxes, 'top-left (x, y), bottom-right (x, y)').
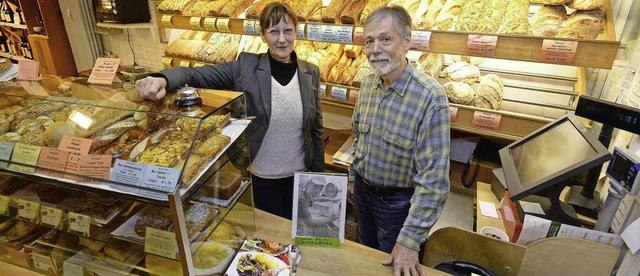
top-left (155, 0), bottom-right (619, 142)
top-left (0, 77), bottom-right (256, 275)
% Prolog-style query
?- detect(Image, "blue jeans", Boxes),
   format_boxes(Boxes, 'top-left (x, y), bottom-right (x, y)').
top-left (252, 174), bottom-right (294, 220)
top-left (354, 174), bottom-right (413, 253)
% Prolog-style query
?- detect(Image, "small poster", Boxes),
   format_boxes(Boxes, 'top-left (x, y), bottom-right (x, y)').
top-left (292, 172), bottom-right (347, 247)
top-left (88, 58), bottom-right (120, 85)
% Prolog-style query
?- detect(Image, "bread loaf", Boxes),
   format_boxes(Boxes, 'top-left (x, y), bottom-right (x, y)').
top-left (455, 0), bottom-right (487, 32)
top-left (416, 52), bottom-right (444, 79)
top-left (245, 0), bottom-right (277, 19)
top-left (443, 82), bottom-right (475, 105)
top-left (360, 0), bottom-right (390, 25)
top-left (443, 62), bottom-right (480, 84)
top-left (45, 121), bottom-right (75, 147)
top-left (184, 0), bottom-right (211, 16)
top-left (308, 7), bottom-right (325, 22)
top-left (435, 0), bottom-right (464, 30)
top-left (531, 5), bottom-right (567, 37)
top-left (352, 65), bottom-right (372, 87)
top-left (296, 0), bottom-right (321, 21)
top-left (474, 74), bottom-right (504, 110)
top-left (422, 0), bottom-right (448, 30)
top-left (498, 0), bottom-right (531, 35)
top-left (218, 0), bottom-right (252, 17)
top-left (323, 0), bottom-right (350, 23)
top-left (567, 0), bottom-right (604, 10)
top-left (411, 0), bottom-right (434, 29)
top-left (340, 0), bottom-right (370, 25)
top-left (478, 0), bottom-right (507, 33)
top-left (530, 0), bottom-right (571, 4)
top-left (557, 10), bottom-right (604, 39)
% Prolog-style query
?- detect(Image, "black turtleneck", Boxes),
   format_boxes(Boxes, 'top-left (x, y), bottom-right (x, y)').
top-left (269, 51), bottom-right (298, 86)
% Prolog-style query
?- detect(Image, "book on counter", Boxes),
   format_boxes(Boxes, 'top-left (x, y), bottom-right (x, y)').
top-left (223, 236), bottom-right (300, 276)
top-left (332, 136), bottom-right (354, 167)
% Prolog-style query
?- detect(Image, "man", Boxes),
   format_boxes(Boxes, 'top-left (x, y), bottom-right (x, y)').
top-left (350, 5), bottom-right (450, 276)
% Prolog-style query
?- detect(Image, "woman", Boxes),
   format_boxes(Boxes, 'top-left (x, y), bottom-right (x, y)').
top-left (136, 2), bottom-right (324, 220)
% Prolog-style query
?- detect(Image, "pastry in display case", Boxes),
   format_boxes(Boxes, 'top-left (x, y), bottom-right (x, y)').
top-left (0, 77), bottom-right (257, 275)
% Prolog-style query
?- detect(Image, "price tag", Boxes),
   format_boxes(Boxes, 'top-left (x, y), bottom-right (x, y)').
top-left (179, 60), bottom-right (191, 67)
top-left (69, 212), bottom-right (90, 236)
top-left (37, 147), bottom-right (68, 178)
top-left (78, 154), bottom-right (111, 182)
top-left (194, 62), bottom-right (206, 67)
top-left (321, 25), bottom-right (338, 42)
top-left (203, 17), bottom-right (217, 31)
top-left (243, 20), bottom-right (256, 35)
top-left (307, 24), bottom-right (322, 41)
top-left (320, 84), bottom-right (327, 97)
top-left (63, 261), bottom-right (84, 276)
top-left (9, 143), bottom-right (41, 173)
top-left (450, 106), bottom-right (458, 122)
top-left (88, 57), bottom-right (121, 85)
top-left (336, 26), bottom-right (354, 44)
top-left (410, 30), bottom-right (432, 51)
top-left (111, 159), bottom-right (145, 186)
top-left (18, 199), bottom-right (40, 223)
top-left (140, 165), bottom-right (181, 192)
top-left (466, 35), bottom-right (498, 57)
top-left (216, 18), bottom-right (230, 32)
top-left (161, 15), bottom-right (173, 27)
top-left (17, 60), bottom-right (39, 81)
top-left (353, 27), bottom-right (365, 45)
top-left (297, 23), bottom-right (306, 39)
top-left (40, 206), bottom-right (63, 229)
top-left (331, 86), bottom-right (348, 101)
top-left (189, 16), bottom-right (202, 29)
top-left (0, 141), bottom-right (14, 161)
top-left (31, 252), bottom-right (56, 273)
top-left (538, 39), bottom-right (578, 65)
top-left (58, 135), bottom-right (92, 154)
top-left (348, 89), bottom-right (359, 103)
top-left (471, 111), bottom-right (502, 130)
top-left (162, 57), bottom-right (173, 68)
top-left (145, 227), bottom-right (178, 260)
top-left (0, 195), bottom-right (10, 216)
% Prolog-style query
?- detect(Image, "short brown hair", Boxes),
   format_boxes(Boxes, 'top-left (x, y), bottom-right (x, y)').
top-left (259, 2), bottom-right (298, 34)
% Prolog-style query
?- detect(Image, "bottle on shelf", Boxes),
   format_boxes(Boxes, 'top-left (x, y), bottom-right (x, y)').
top-left (0, 32), bottom-right (7, 52)
top-left (3, 1), bottom-right (13, 25)
top-left (0, 0), bottom-right (6, 23)
top-left (15, 2), bottom-right (23, 25)
top-left (20, 36), bottom-right (27, 58)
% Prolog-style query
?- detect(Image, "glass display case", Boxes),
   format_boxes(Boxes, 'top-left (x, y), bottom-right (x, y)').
top-left (0, 76), bottom-right (256, 275)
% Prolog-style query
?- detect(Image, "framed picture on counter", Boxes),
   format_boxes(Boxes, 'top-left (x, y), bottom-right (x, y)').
top-left (292, 172), bottom-right (347, 247)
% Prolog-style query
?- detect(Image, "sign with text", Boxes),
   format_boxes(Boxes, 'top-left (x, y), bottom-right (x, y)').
top-left (320, 25), bottom-right (338, 42)
top-left (0, 141), bottom-right (14, 161)
top-left (161, 15), bottom-right (172, 27)
top-left (59, 135), bottom-right (92, 181)
top-left (69, 212), bottom-right (91, 236)
top-left (216, 18), bottom-right (230, 33)
top-left (179, 60), bottom-right (191, 67)
top-left (319, 84), bottom-right (327, 97)
top-left (538, 39), bottom-right (578, 65)
top-left (336, 26), bottom-right (354, 44)
top-left (18, 199), bottom-right (40, 223)
top-left (297, 23), bottom-right (305, 39)
top-left (40, 206), bottom-right (64, 229)
top-left (331, 86), bottom-right (348, 101)
top-left (410, 31), bottom-right (432, 51)
top-left (37, 147), bottom-right (69, 178)
top-left (466, 35), bottom-right (498, 57)
top-left (88, 58), bottom-right (121, 85)
top-left (306, 24), bottom-right (322, 41)
top-left (111, 159), bottom-right (146, 186)
top-left (78, 154), bottom-right (112, 182)
top-left (348, 89), bottom-right (359, 103)
top-left (145, 227), bottom-right (178, 259)
top-left (471, 111), bottom-right (502, 130)
top-left (243, 20), bottom-right (257, 35)
top-left (9, 143), bottom-right (41, 173)
top-left (31, 252), bottom-right (57, 273)
top-left (353, 27), bottom-right (364, 45)
top-left (203, 18), bottom-right (217, 31)
top-left (162, 57), bottom-right (173, 68)
top-left (140, 165), bottom-right (180, 192)
top-left (189, 16), bottom-right (202, 29)
top-left (17, 60), bottom-right (39, 80)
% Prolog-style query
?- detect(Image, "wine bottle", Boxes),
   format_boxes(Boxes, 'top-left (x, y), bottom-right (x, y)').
top-left (3, 1), bottom-right (13, 24)
top-left (15, 2), bottom-right (23, 25)
top-left (0, 33), bottom-right (7, 52)
top-left (0, 1), bottom-right (6, 23)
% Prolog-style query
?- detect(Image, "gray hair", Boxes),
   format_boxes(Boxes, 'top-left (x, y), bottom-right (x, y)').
top-left (363, 5), bottom-right (412, 40)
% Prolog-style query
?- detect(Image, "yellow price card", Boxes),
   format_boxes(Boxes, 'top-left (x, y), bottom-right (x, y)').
top-left (18, 199), bottom-right (40, 223)
top-left (145, 227), bottom-right (178, 260)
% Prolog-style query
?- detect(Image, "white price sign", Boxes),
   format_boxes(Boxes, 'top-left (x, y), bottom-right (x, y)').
top-left (336, 26), bottom-right (354, 44)
top-left (140, 165), bottom-right (180, 193)
top-left (410, 30), bottom-right (432, 51)
top-left (320, 84), bottom-right (327, 97)
top-left (331, 86), bottom-right (348, 101)
top-left (40, 206), bottom-right (63, 229)
top-left (321, 25), bottom-right (338, 42)
top-left (189, 17), bottom-right (202, 29)
top-left (307, 24), bottom-right (322, 41)
top-left (18, 199), bottom-right (40, 222)
top-left (216, 18), bottom-right (230, 32)
top-left (31, 252), bottom-right (56, 273)
top-left (297, 23), bottom-right (305, 39)
top-left (69, 212), bottom-right (91, 236)
top-left (203, 17), bottom-right (217, 31)
top-left (243, 20), bottom-right (257, 35)
top-left (0, 141), bottom-right (14, 161)
top-left (111, 159), bottom-right (145, 186)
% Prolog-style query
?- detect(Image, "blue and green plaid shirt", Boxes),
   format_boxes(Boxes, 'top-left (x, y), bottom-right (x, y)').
top-left (350, 62), bottom-right (450, 251)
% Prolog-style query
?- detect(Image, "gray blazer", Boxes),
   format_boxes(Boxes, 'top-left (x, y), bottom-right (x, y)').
top-left (161, 52), bottom-right (325, 172)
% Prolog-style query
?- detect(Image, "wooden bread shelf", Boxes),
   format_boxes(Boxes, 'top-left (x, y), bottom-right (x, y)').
top-left (163, 55), bottom-right (555, 141)
top-left (0, 51), bottom-right (28, 61)
top-left (157, 0), bottom-right (620, 69)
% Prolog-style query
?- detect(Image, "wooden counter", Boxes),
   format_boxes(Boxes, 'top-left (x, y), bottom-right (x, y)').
top-left (252, 209), bottom-right (448, 275)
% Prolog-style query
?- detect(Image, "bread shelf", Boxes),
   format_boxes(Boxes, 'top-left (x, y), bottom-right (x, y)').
top-left (0, 22), bottom-right (27, 30)
top-left (0, 51), bottom-right (28, 61)
top-left (158, 6), bottom-right (620, 69)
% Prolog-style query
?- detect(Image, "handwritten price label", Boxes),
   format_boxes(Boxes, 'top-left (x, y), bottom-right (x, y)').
top-left (538, 39), bottom-right (578, 65)
top-left (471, 111), bottom-right (502, 130)
top-left (145, 228), bottom-right (178, 259)
top-left (69, 212), bottom-right (91, 236)
top-left (410, 31), bottom-right (432, 51)
top-left (466, 35), bottom-right (498, 57)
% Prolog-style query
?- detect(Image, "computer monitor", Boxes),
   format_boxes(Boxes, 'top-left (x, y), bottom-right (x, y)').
top-left (499, 114), bottom-right (612, 201)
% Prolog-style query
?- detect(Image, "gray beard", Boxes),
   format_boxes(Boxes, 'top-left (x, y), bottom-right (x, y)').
top-left (368, 57), bottom-right (398, 76)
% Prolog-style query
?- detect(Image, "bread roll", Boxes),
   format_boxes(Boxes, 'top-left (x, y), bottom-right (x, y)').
top-left (443, 62), bottom-right (480, 84)
top-left (557, 10), bottom-right (604, 39)
top-left (340, 0), bottom-right (370, 25)
top-left (434, 0), bottom-right (464, 30)
top-left (531, 5), bottom-right (568, 37)
top-left (443, 82), bottom-right (475, 105)
top-left (498, 0), bottom-right (531, 35)
top-left (475, 74), bottom-right (504, 110)
top-left (530, 0), bottom-right (571, 3)
top-left (416, 52), bottom-right (444, 78)
top-left (360, 0), bottom-right (390, 25)
top-left (567, 0), bottom-right (604, 10)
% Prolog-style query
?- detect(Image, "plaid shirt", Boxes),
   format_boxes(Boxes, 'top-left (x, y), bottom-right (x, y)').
top-left (349, 63), bottom-right (450, 251)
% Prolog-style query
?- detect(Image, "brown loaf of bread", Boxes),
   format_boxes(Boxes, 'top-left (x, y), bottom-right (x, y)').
top-left (359, 0), bottom-right (389, 25)
top-left (443, 82), bottom-right (475, 105)
top-left (557, 9), bottom-right (604, 39)
top-left (205, 0), bottom-right (229, 16)
top-left (531, 5), bottom-right (568, 37)
top-left (319, 55), bottom-right (339, 82)
top-left (340, 0), bottom-right (370, 25)
top-left (218, 0), bottom-right (252, 17)
top-left (322, 0), bottom-right (350, 23)
top-left (498, 0), bottom-right (531, 35)
top-left (184, 0), bottom-right (211, 16)
top-left (567, 0), bottom-right (604, 10)
top-left (308, 7), bottom-right (325, 22)
top-left (416, 52), bottom-right (444, 79)
top-left (245, 0), bottom-right (277, 19)
top-left (296, 0), bottom-right (321, 21)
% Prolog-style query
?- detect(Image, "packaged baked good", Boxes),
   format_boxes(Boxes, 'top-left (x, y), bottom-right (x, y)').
top-left (531, 5), bottom-right (568, 37)
top-left (557, 10), bottom-right (604, 40)
top-left (443, 82), bottom-right (475, 105)
top-left (443, 62), bottom-right (480, 84)
top-left (567, 0), bottom-right (604, 10)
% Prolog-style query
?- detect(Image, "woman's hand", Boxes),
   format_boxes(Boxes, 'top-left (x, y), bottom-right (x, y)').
top-left (135, 76), bottom-right (168, 100)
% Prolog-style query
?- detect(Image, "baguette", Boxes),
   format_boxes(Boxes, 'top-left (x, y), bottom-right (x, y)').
top-left (455, 0), bottom-right (487, 33)
top-left (478, 0), bottom-right (507, 33)
top-left (411, 0), bottom-right (433, 29)
top-left (498, 0), bottom-right (531, 35)
top-left (557, 9), bottom-right (604, 39)
top-left (434, 0), bottom-right (464, 30)
top-left (531, 5), bottom-right (568, 37)
top-left (567, 0), bottom-right (604, 10)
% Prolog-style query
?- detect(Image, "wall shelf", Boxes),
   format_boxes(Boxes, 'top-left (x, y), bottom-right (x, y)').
top-left (0, 51), bottom-right (28, 61)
